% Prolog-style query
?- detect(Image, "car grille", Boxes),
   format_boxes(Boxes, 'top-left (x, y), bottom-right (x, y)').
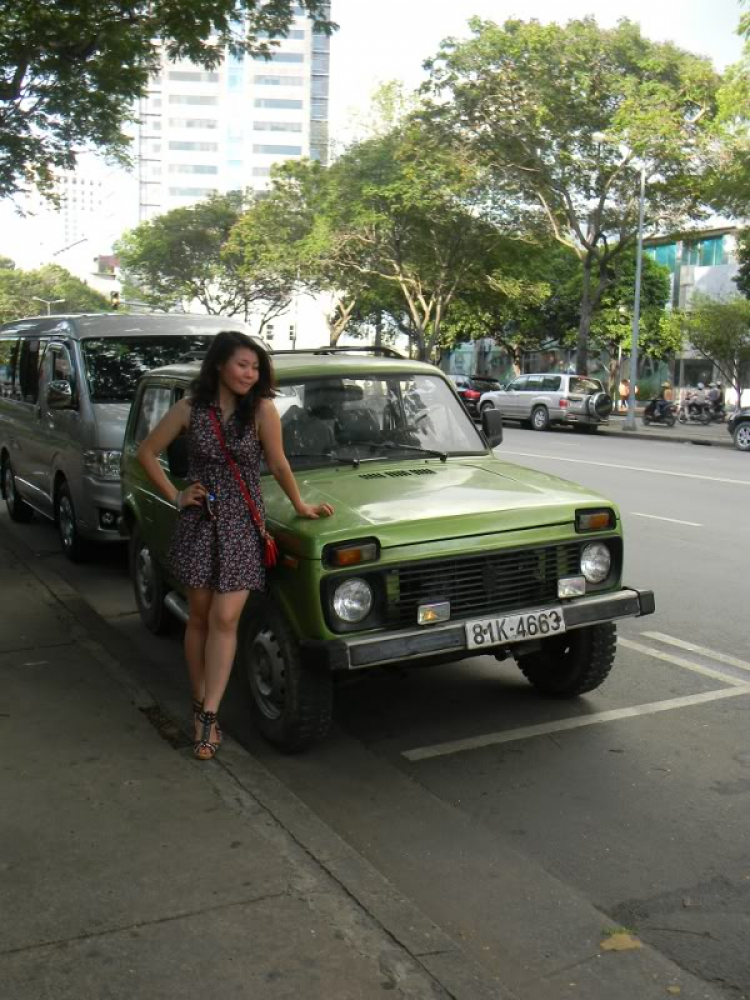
top-left (390, 543), bottom-right (582, 627)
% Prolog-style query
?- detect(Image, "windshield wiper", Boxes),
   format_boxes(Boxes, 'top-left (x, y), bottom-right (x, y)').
top-left (286, 452), bottom-right (361, 468)
top-left (360, 441), bottom-right (448, 462)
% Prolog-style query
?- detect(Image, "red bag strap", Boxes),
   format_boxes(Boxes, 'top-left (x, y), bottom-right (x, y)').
top-left (207, 408), bottom-right (268, 538)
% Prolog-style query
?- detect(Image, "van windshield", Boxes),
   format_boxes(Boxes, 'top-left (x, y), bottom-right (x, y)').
top-left (82, 336), bottom-right (213, 402)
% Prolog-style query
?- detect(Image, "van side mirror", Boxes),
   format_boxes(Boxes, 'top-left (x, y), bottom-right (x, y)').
top-left (167, 435), bottom-right (189, 479)
top-left (47, 380), bottom-right (73, 410)
top-left (482, 408), bottom-right (503, 448)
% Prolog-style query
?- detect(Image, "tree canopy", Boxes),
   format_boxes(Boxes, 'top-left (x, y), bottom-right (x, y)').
top-left (0, 0), bottom-right (335, 201)
top-left (0, 263), bottom-right (109, 322)
top-left (680, 295), bottom-right (750, 403)
top-left (425, 16), bottom-right (724, 372)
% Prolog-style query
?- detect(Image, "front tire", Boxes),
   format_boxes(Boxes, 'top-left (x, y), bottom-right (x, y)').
top-left (531, 406), bottom-right (549, 432)
top-left (130, 526), bottom-right (172, 634)
top-left (56, 481), bottom-right (87, 562)
top-left (241, 604), bottom-right (332, 753)
top-left (515, 622), bottom-right (617, 697)
top-left (2, 458), bottom-right (34, 523)
top-left (734, 422), bottom-right (750, 452)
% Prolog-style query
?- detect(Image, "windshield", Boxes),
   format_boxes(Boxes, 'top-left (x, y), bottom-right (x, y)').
top-left (275, 373), bottom-right (486, 470)
top-left (82, 336), bottom-right (214, 403)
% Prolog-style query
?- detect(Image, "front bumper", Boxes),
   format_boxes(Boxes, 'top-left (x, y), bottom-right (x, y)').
top-left (301, 587), bottom-right (655, 672)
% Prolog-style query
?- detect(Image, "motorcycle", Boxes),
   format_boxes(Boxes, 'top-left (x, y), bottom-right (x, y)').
top-left (707, 399), bottom-right (726, 423)
top-left (642, 397), bottom-right (677, 427)
top-left (677, 399), bottom-right (710, 425)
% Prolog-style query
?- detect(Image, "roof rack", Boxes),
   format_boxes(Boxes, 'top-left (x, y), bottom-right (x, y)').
top-left (271, 345), bottom-right (406, 359)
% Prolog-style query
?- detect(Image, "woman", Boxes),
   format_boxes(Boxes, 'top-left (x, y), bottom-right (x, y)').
top-left (138, 331), bottom-right (334, 760)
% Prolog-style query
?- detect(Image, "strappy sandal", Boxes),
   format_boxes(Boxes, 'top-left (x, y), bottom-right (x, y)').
top-left (193, 698), bottom-right (222, 744)
top-left (194, 709), bottom-right (220, 761)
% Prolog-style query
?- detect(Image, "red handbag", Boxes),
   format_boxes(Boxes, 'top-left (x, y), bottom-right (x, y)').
top-left (207, 408), bottom-right (279, 569)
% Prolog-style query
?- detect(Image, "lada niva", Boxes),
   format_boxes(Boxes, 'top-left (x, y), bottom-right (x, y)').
top-left (121, 347), bottom-right (654, 752)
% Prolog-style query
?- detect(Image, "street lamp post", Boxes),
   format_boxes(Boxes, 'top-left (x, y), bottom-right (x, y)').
top-left (32, 296), bottom-right (65, 315)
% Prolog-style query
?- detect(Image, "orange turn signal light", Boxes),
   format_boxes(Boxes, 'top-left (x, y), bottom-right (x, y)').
top-left (326, 541), bottom-right (379, 567)
top-left (576, 509), bottom-right (615, 532)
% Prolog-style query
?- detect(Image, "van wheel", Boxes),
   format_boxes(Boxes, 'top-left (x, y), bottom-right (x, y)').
top-left (516, 623), bottom-right (617, 697)
top-left (2, 458), bottom-right (34, 523)
top-left (531, 406), bottom-right (549, 431)
top-left (56, 482), bottom-right (87, 562)
top-left (130, 527), bottom-right (172, 634)
top-left (241, 604), bottom-right (332, 753)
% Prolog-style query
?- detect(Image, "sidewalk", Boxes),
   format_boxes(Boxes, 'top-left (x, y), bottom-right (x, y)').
top-left (0, 525), bottom-right (732, 1000)
top-left (601, 412), bottom-right (734, 448)
top-left (0, 530), bottom-right (508, 1000)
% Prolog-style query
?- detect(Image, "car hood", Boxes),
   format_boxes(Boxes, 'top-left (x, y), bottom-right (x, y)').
top-left (265, 458), bottom-right (616, 557)
top-left (92, 402), bottom-right (131, 450)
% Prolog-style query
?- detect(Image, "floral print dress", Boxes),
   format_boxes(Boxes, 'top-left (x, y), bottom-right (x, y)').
top-left (169, 402), bottom-right (265, 593)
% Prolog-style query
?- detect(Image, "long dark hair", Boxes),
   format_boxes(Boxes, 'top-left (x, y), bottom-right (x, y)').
top-left (190, 330), bottom-right (275, 432)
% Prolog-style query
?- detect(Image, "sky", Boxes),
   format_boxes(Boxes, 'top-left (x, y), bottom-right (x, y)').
top-left (328, 0), bottom-right (745, 139)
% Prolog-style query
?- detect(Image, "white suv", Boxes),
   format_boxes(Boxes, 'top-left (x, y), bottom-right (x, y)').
top-left (479, 373), bottom-right (613, 432)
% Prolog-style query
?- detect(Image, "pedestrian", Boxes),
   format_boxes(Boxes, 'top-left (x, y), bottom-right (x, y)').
top-left (618, 378), bottom-right (630, 412)
top-left (137, 330), bottom-right (334, 760)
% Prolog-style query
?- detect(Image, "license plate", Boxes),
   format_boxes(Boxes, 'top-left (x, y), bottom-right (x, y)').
top-left (465, 607), bottom-right (566, 650)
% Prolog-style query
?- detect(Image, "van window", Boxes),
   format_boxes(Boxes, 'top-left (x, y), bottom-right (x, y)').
top-left (134, 386), bottom-right (173, 444)
top-left (568, 377), bottom-right (603, 395)
top-left (525, 375), bottom-right (544, 391)
top-left (0, 338), bottom-right (19, 399)
top-left (542, 375), bottom-right (561, 391)
top-left (45, 345), bottom-right (76, 386)
top-left (82, 336), bottom-right (213, 403)
top-left (18, 338), bottom-right (50, 403)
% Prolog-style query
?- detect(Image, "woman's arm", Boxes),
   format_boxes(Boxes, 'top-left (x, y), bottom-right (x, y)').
top-left (137, 399), bottom-right (206, 509)
top-left (257, 398), bottom-right (333, 519)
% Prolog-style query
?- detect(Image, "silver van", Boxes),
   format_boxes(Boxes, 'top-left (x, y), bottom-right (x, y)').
top-left (0, 313), bottom-right (258, 560)
top-left (478, 373), bottom-right (613, 432)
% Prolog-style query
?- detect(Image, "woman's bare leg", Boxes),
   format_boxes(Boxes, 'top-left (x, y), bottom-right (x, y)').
top-left (202, 590), bottom-right (250, 734)
top-left (185, 588), bottom-right (212, 734)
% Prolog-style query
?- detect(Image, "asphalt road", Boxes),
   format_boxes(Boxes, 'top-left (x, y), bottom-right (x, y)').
top-left (3, 427), bottom-right (749, 998)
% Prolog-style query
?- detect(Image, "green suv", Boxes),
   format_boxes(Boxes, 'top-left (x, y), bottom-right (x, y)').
top-left (121, 348), bottom-right (654, 752)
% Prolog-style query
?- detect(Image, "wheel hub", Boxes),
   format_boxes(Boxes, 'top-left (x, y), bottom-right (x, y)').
top-left (248, 630), bottom-right (286, 720)
top-left (737, 424), bottom-right (750, 449)
top-left (136, 546), bottom-right (155, 609)
top-left (4, 466), bottom-right (14, 506)
top-left (58, 496), bottom-right (75, 550)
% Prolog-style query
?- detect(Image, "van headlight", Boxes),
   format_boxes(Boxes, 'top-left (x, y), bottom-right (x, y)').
top-left (84, 449), bottom-right (122, 480)
top-left (332, 578), bottom-right (373, 623)
top-left (580, 542), bottom-right (611, 583)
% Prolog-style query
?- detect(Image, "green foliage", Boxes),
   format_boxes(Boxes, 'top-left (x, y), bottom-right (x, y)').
top-left (116, 192), bottom-right (291, 322)
top-left (0, 264), bottom-right (109, 322)
top-left (735, 228), bottom-right (750, 298)
top-left (0, 255), bottom-right (15, 270)
top-left (0, 1), bottom-right (335, 201)
top-left (425, 16), bottom-right (724, 370)
top-left (680, 295), bottom-right (750, 401)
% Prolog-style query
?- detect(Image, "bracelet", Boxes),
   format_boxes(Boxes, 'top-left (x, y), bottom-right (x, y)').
top-left (174, 490), bottom-right (183, 510)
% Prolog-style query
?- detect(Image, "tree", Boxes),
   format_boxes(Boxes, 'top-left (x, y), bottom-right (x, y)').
top-left (318, 122), bottom-right (514, 361)
top-left (680, 295), bottom-right (750, 404)
top-left (426, 17), bottom-right (723, 373)
top-left (0, 264), bottom-right (109, 322)
top-left (0, 1), bottom-right (335, 201)
top-left (735, 228), bottom-right (750, 299)
top-left (0, 255), bottom-right (15, 270)
top-left (116, 192), bottom-right (292, 324)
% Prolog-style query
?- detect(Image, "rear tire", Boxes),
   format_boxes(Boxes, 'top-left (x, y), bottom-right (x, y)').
top-left (130, 526), bottom-right (172, 634)
top-left (665, 414), bottom-right (676, 428)
top-left (56, 481), bottom-right (88, 562)
top-left (479, 401), bottom-right (494, 416)
top-left (240, 604), bottom-right (333, 753)
top-left (531, 406), bottom-right (549, 432)
top-left (516, 623), bottom-right (617, 697)
top-left (2, 458), bottom-right (34, 523)
top-left (733, 422), bottom-right (750, 452)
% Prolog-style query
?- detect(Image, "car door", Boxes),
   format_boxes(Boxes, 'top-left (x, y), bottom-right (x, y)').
top-left (522, 375), bottom-right (545, 419)
top-left (497, 376), bottom-right (527, 420)
top-left (11, 335), bottom-right (50, 506)
top-left (31, 341), bottom-right (80, 517)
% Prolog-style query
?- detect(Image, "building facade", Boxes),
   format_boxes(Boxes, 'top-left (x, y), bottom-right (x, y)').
top-left (137, 4), bottom-right (331, 221)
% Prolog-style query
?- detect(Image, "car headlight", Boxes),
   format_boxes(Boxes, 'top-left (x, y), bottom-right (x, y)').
top-left (580, 542), bottom-right (611, 584)
top-left (332, 578), bottom-right (373, 623)
top-left (84, 449), bottom-right (122, 481)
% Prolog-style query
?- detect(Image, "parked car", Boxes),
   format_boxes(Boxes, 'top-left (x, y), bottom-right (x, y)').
top-left (728, 407), bottom-right (750, 452)
top-left (0, 312), bottom-right (264, 560)
top-left (449, 374), bottom-right (503, 418)
top-left (121, 347), bottom-right (654, 753)
top-left (479, 372), bottom-right (613, 432)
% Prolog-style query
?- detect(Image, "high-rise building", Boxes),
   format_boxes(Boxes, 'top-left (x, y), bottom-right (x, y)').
top-left (137, 5), bottom-right (331, 221)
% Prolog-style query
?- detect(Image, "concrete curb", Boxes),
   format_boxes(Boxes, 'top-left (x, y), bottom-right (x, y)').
top-left (0, 523), bottom-right (516, 1000)
top-left (600, 427), bottom-right (734, 449)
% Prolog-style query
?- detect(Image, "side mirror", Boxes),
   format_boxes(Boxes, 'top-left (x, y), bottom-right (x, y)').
top-left (167, 435), bottom-right (189, 479)
top-left (47, 380), bottom-right (74, 410)
top-left (482, 408), bottom-right (503, 448)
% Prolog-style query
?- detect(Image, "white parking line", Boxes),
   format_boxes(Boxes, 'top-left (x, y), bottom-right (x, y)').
top-left (500, 451), bottom-right (750, 487)
top-left (617, 638), bottom-right (749, 686)
top-left (402, 686), bottom-right (750, 762)
top-left (630, 512), bottom-right (702, 527)
top-left (642, 632), bottom-right (750, 673)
